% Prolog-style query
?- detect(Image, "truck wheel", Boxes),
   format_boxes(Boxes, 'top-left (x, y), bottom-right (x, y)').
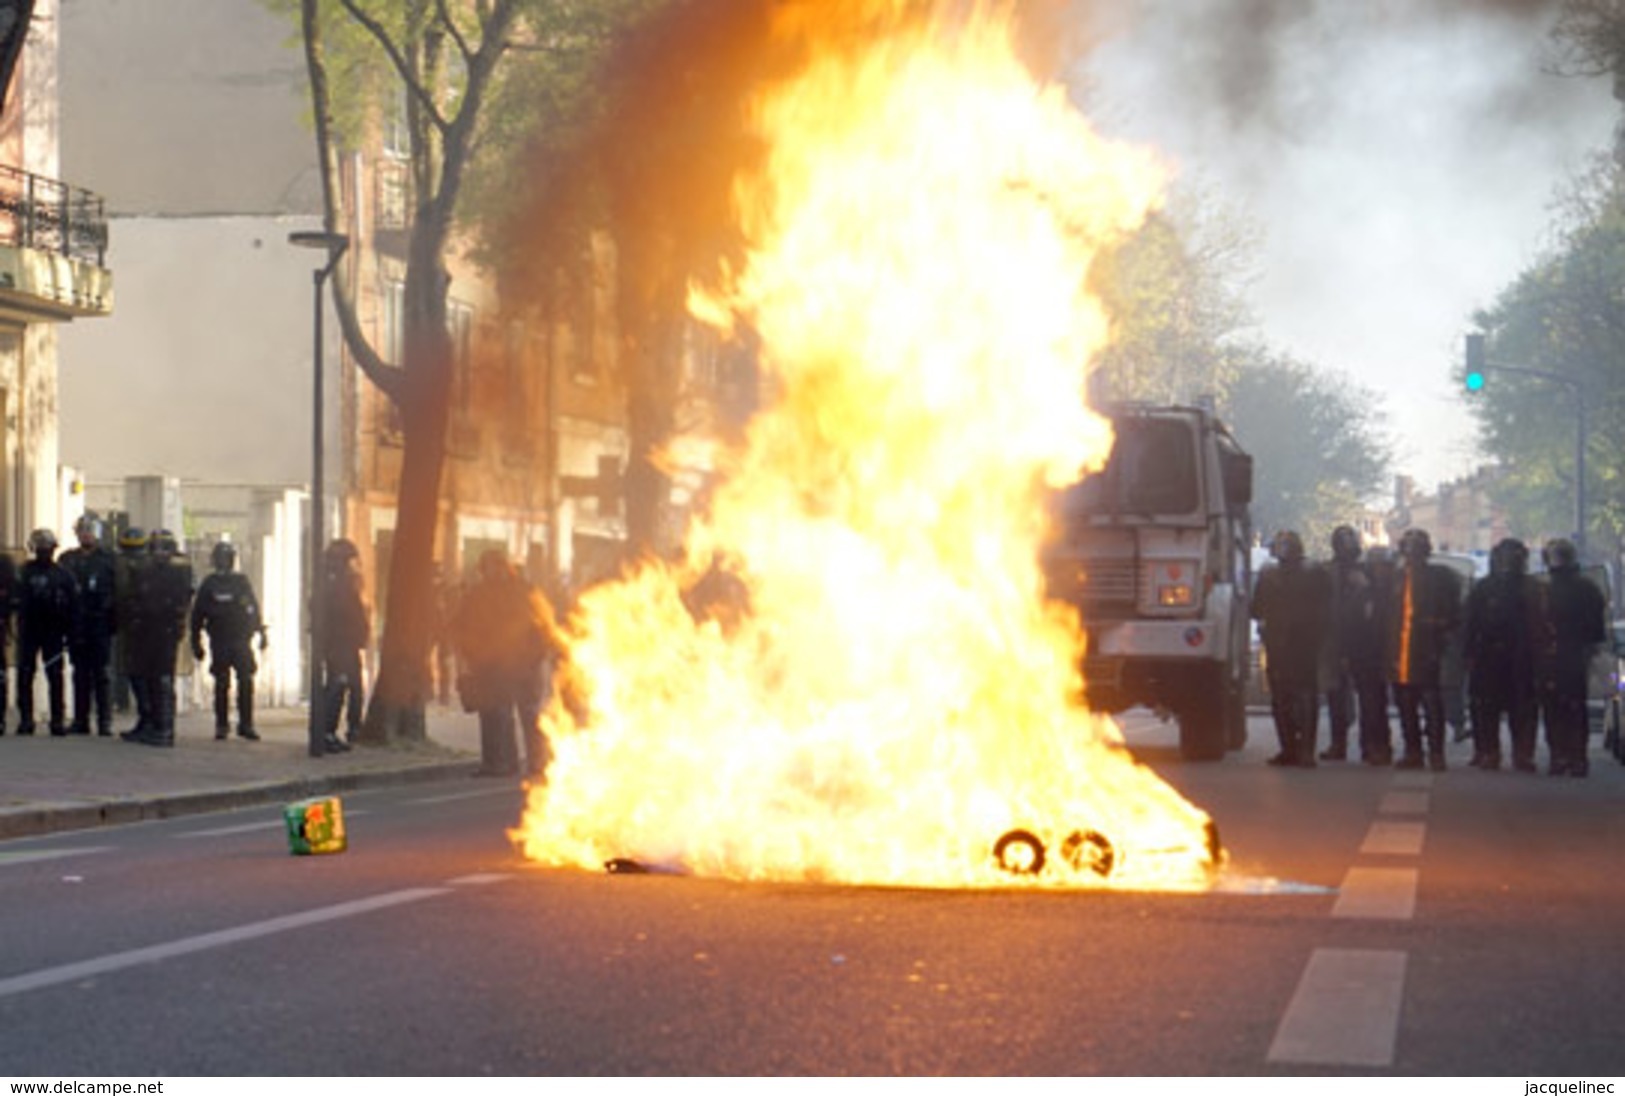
top-left (1224, 679), bottom-right (1248, 751)
top-left (1177, 681), bottom-right (1228, 761)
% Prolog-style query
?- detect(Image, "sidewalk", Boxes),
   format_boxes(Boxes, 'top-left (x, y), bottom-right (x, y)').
top-left (0, 703), bottom-right (485, 840)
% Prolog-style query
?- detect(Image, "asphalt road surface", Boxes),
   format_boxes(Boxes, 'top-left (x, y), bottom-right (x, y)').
top-left (1, 712), bottom-right (1621, 1077)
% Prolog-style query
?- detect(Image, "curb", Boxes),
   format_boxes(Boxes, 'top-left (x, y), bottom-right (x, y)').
top-left (0, 758), bottom-right (483, 841)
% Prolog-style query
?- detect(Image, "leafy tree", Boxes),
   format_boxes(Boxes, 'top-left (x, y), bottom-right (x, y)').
top-left (493, 0), bottom-right (787, 561)
top-left (1468, 154), bottom-right (1625, 555)
top-left (276, 0), bottom-right (647, 744)
top-left (1088, 191), bottom-right (1258, 407)
top-left (1553, 0), bottom-right (1625, 83)
top-left (1222, 349), bottom-right (1391, 550)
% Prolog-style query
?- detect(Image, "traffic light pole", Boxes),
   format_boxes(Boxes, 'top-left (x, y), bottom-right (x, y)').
top-left (1464, 336), bottom-right (1587, 555)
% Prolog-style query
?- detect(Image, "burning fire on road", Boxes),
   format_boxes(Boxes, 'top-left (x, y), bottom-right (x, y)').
top-left (513, 0), bottom-right (1222, 890)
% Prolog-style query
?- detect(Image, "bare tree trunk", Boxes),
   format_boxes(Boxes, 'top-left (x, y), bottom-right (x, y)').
top-left (360, 233), bottom-right (452, 745)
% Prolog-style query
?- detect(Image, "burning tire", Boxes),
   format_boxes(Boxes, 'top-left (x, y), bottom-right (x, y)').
top-left (994, 828), bottom-right (1120, 879)
top-left (993, 829), bottom-right (1047, 875)
top-left (1060, 829), bottom-right (1116, 877)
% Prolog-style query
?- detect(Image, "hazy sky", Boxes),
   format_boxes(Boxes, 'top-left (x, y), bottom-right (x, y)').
top-left (1076, 0), bottom-right (1617, 493)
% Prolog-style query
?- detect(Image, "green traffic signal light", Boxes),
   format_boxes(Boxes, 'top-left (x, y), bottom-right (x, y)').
top-left (1464, 333), bottom-right (1487, 394)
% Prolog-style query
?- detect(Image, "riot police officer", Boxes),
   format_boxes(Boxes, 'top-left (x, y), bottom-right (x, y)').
top-left (121, 529), bottom-right (193, 748)
top-left (1252, 530), bottom-right (1331, 767)
top-left (113, 527), bottom-right (150, 734)
top-left (1321, 525), bottom-right (1387, 763)
top-left (1535, 538), bottom-right (1606, 777)
top-left (1463, 537), bottom-right (1540, 771)
top-left (17, 529), bottom-right (78, 736)
top-left (317, 538), bottom-right (368, 753)
top-left (59, 515), bottom-right (118, 736)
top-left (1387, 528), bottom-right (1463, 771)
top-left (0, 552), bottom-right (16, 734)
top-left (190, 541), bottom-right (266, 741)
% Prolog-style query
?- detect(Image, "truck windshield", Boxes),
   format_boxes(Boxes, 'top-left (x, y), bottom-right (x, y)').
top-left (1067, 418), bottom-right (1200, 517)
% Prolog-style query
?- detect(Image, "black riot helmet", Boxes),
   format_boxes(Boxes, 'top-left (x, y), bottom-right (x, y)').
top-left (1399, 528), bottom-right (1433, 564)
top-left (1542, 537), bottom-right (1579, 573)
top-left (211, 541), bottom-right (237, 573)
top-left (1270, 529), bottom-right (1305, 566)
top-left (27, 528), bottom-right (57, 560)
top-left (325, 537), bottom-right (359, 564)
top-left (118, 526), bottom-right (147, 554)
top-left (148, 528), bottom-right (179, 557)
top-left (324, 538), bottom-right (359, 576)
top-left (1330, 525), bottom-right (1362, 564)
top-left (1490, 537), bottom-right (1529, 577)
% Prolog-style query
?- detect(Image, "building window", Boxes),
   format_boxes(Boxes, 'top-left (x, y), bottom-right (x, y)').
top-left (379, 279), bottom-right (406, 443)
top-left (382, 279), bottom-right (405, 366)
top-left (383, 83), bottom-right (410, 159)
top-left (448, 300), bottom-right (474, 417)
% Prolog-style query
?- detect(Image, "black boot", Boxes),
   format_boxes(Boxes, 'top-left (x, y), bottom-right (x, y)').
top-left (237, 677), bottom-right (259, 740)
top-left (214, 677), bottom-right (231, 739)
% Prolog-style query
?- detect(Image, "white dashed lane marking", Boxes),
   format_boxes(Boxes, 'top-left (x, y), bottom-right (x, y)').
top-left (1268, 948), bottom-right (1408, 1067)
top-left (1272, 767), bottom-right (1432, 1067)
top-left (1378, 790), bottom-right (1429, 815)
top-left (1334, 865), bottom-right (1420, 921)
top-left (1360, 820), bottom-right (1427, 856)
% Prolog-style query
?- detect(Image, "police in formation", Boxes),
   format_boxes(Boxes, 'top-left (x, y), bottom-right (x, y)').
top-left (190, 541), bottom-right (266, 741)
top-left (0, 521), bottom-right (285, 746)
top-left (1254, 526), bottom-right (1608, 778)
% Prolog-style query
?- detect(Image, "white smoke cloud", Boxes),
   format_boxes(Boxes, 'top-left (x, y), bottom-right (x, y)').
top-left (1078, 0), bottom-right (1616, 491)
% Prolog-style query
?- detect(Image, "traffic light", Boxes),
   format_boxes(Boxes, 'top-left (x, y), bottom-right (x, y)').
top-left (1464, 333), bottom-right (1487, 393)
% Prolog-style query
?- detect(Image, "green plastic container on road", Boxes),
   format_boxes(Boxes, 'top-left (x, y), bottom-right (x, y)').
top-left (284, 796), bottom-right (347, 855)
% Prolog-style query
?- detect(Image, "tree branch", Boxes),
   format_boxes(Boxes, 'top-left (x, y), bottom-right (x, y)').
top-left (433, 0), bottom-right (473, 65)
top-left (300, 0), bottom-right (405, 407)
top-left (338, 0), bottom-right (451, 135)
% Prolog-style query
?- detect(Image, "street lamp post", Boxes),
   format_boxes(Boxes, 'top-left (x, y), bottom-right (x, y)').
top-left (290, 230), bottom-right (350, 758)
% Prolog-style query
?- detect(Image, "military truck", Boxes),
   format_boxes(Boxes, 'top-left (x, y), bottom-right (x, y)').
top-left (1042, 404), bottom-right (1254, 760)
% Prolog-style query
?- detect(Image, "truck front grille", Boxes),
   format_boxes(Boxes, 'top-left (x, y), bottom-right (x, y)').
top-left (1051, 558), bottom-right (1137, 607)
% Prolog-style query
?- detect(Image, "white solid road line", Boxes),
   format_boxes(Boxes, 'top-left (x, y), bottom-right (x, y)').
top-left (407, 788), bottom-right (521, 805)
top-left (0, 887), bottom-right (449, 1000)
top-left (1267, 948), bottom-right (1408, 1067)
top-left (0, 847), bottom-right (111, 868)
top-left (1360, 820), bottom-right (1427, 857)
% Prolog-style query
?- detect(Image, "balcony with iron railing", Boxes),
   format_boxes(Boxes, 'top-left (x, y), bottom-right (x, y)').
top-left (0, 164), bottom-right (113, 318)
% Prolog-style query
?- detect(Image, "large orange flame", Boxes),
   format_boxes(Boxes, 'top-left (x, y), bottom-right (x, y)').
top-left (514, 0), bottom-right (1220, 889)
